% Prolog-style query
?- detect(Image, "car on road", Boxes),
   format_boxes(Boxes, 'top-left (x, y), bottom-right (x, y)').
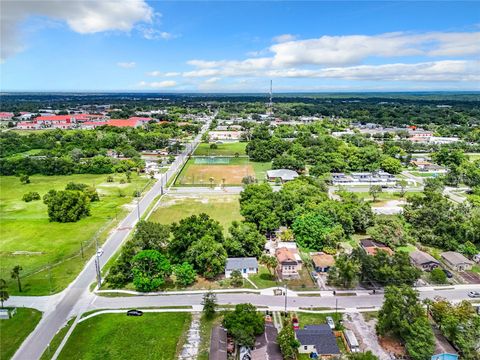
top-left (326, 316), bottom-right (335, 330)
top-left (96, 248), bottom-right (104, 257)
top-left (468, 291), bottom-right (480, 298)
top-left (311, 271), bottom-right (319, 281)
top-left (126, 309), bottom-right (143, 316)
top-left (442, 268), bottom-right (453, 278)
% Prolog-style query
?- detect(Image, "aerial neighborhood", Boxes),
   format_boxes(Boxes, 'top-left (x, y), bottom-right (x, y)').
top-left (0, 1), bottom-right (479, 360)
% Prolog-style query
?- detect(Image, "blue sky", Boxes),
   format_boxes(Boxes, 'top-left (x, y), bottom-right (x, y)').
top-left (1, 1), bottom-right (479, 92)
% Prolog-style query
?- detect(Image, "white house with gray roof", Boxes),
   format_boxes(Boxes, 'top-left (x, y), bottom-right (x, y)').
top-left (266, 169), bottom-right (299, 182)
top-left (441, 252), bottom-right (473, 272)
top-left (225, 257), bottom-right (258, 278)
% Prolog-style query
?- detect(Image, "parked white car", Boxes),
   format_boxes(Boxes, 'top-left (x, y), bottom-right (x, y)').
top-left (326, 316), bottom-right (335, 330)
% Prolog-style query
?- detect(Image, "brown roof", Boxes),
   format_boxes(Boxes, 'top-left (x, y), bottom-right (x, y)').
top-left (360, 239), bottom-right (394, 256)
top-left (311, 253), bottom-right (335, 268)
top-left (276, 247), bottom-right (298, 265)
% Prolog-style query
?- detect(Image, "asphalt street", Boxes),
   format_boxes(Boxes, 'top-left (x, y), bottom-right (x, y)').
top-left (12, 119), bottom-right (212, 360)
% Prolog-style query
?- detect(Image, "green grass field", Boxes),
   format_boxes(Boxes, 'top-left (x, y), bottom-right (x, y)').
top-left (194, 142), bottom-right (247, 156)
top-left (0, 174), bottom-right (150, 295)
top-left (175, 157), bottom-right (271, 186)
top-left (148, 194), bottom-right (243, 232)
top-left (249, 266), bottom-right (279, 288)
top-left (57, 312), bottom-right (191, 360)
top-left (0, 308), bottom-right (42, 360)
top-left (466, 153), bottom-right (480, 161)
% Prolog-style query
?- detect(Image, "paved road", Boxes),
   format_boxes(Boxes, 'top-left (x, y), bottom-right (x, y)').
top-left (88, 287), bottom-right (479, 311)
top-left (12, 119), bottom-right (212, 360)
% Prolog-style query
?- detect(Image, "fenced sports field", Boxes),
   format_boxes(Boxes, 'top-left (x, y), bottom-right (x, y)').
top-left (175, 156), bottom-right (271, 186)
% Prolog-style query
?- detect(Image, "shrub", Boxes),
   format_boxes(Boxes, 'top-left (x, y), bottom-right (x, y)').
top-left (22, 191), bottom-right (41, 202)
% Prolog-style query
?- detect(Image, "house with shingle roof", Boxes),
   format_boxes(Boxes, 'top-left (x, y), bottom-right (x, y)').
top-left (409, 250), bottom-right (440, 271)
top-left (224, 257), bottom-right (258, 278)
top-left (441, 251), bottom-right (473, 272)
top-left (296, 324), bottom-right (340, 358)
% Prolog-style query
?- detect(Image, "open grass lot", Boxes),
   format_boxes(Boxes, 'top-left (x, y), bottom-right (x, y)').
top-left (249, 266), bottom-right (279, 288)
top-left (175, 157), bottom-right (271, 186)
top-left (466, 153), bottom-right (480, 161)
top-left (0, 173), bottom-right (150, 295)
top-left (148, 194), bottom-right (243, 232)
top-left (0, 308), bottom-right (42, 360)
top-left (198, 313), bottom-right (223, 360)
top-left (57, 312), bottom-right (191, 360)
top-left (194, 142), bottom-right (247, 156)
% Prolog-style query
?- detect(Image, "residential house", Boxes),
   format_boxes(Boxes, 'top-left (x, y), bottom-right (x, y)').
top-left (266, 169), bottom-right (299, 182)
top-left (276, 247), bottom-right (302, 279)
top-left (441, 252), bottom-right (474, 272)
top-left (209, 326), bottom-right (227, 360)
top-left (311, 252), bottom-right (335, 273)
top-left (409, 250), bottom-right (440, 271)
top-left (16, 121), bottom-right (41, 130)
top-left (225, 257), bottom-right (258, 278)
top-left (331, 171), bottom-right (396, 186)
top-left (0, 112), bottom-right (14, 121)
top-left (296, 324), bottom-right (340, 358)
top-left (410, 160), bottom-right (444, 172)
top-left (360, 239), bottom-right (394, 256)
top-left (106, 119), bottom-right (143, 128)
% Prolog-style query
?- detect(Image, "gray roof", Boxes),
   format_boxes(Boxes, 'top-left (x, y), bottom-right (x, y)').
top-left (295, 324), bottom-right (340, 355)
top-left (209, 326), bottom-right (227, 360)
top-left (266, 169), bottom-right (299, 181)
top-left (225, 257), bottom-right (258, 271)
top-left (410, 250), bottom-right (439, 265)
top-left (441, 251), bottom-right (473, 266)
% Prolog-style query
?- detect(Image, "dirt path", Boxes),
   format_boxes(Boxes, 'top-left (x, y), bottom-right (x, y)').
top-left (346, 312), bottom-right (393, 360)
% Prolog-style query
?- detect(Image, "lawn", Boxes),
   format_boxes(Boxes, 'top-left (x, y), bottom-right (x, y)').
top-left (148, 194), bottom-right (243, 233)
top-left (198, 314), bottom-right (223, 360)
top-left (471, 265), bottom-right (480, 274)
top-left (0, 308), bottom-right (42, 360)
top-left (57, 312), bottom-right (191, 360)
top-left (249, 266), bottom-right (279, 288)
top-left (295, 312), bottom-right (343, 328)
top-left (396, 244), bottom-right (417, 254)
top-left (194, 142), bottom-right (247, 156)
top-left (175, 157), bottom-right (271, 186)
top-left (0, 173), bottom-right (150, 295)
top-left (466, 153), bottom-right (480, 161)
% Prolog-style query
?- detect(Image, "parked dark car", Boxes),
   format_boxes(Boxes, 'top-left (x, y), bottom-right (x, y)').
top-left (127, 309), bottom-right (143, 316)
top-left (442, 268), bottom-right (453, 278)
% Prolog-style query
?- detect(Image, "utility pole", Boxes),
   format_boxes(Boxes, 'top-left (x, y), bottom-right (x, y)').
top-left (95, 256), bottom-right (102, 288)
top-left (136, 196), bottom-right (141, 221)
top-left (80, 242), bottom-right (84, 259)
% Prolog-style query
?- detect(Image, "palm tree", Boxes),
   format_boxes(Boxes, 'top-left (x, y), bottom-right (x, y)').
top-left (209, 177), bottom-right (215, 189)
top-left (0, 279), bottom-right (9, 308)
top-left (11, 265), bottom-right (22, 293)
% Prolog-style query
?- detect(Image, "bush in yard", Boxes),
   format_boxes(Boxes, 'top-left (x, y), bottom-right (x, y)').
top-left (429, 267), bottom-right (447, 284)
top-left (22, 191), bottom-right (41, 202)
top-left (202, 292), bottom-right (217, 319)
top-left (277, 318), bottom-right (300, 359)
top-left (230, 270), bottom-right (244, 287)
top-left (209, 143), bottom-right (218, 149)
top-left (173, 262), bottom-right (197, 287)
top-left (19, 174), bottom-right (30, 184)
top-left (43, 190), bottom-right (90, 223)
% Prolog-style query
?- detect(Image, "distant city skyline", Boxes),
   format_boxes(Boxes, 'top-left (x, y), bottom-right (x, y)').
top-left (1, 1), bottom-right (479, 92)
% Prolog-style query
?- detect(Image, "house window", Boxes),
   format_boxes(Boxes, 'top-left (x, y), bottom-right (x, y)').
top-left (304, 346), bottom-right (308, 350)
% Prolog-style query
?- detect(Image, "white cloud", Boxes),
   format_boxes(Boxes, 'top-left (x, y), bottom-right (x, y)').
top-left (181, 31), bottom-right (480, 84)
top-left (146, 71), bottom-right (180, 77)
top-left (138, 80), bottom-right (177, 88)
top-left (117, 62), bottom-right (136, 69)
top-left (165, 72), bottom-right (181, 77)
top-left (272, 34), bottom-right (297, 43)
top-left (139, 27), bottom-right (177, 40)
top-left (205, 77), bottom-right (221, 84)
top-left (146, 70), bottom-right (163, 77)
top-left (1, 0), bottom-right (153, 61)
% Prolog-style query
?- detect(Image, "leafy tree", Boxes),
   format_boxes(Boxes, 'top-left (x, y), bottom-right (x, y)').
top-left (230, 270), bottom-right (244, 287)
top-left (272, 154), bottom-right (305, 173)
top-left (380, 156), bottom-right (402, 174)
top-left (131, 250), bottom-right (172, 292)
top-left (292, 212), bottom-right (344, 250)
top-left (239, 184), bottom-right (279, 233)
top-left (11, 265), bottom-right (22, 292)
top-left (367, 216), bottom-right (409, 248)
top-left (187, 235), bottom-right (227, 279)
top-left (377, 285), bottom-right (434, 360)
top-left (277, 318), bottom-right (300, 359)
top-left (396, 179), bottom-right (408, 197)
top-left (259, 254), bottom-right (278, 276)
top-left (169, 213), bottom-right (224, 263)
top-left (134, 221), bottom-right (170, 252)
top-left (429, 267), bottom-right (447, 284)
top-left (202, 291), bottom-right (217, 319)
top-left (369, 185), bottom-right (382, 202)
top-left (225, 221), bottom-right (266, 258)
top-left (0, 279), bottom-right (9, 308)
top-left (65, 182), bottom-right (99, 201)
top-left (173, 262), bottom-right (197, 287)
top-left (327, 254), bottom-right (360, 288)
top-left (20, 174), bottom-right (30, 184)
top-left (43, 190), bottom-right (90, 223)
top-left (22, 191), bottom-right (41, 202)
top-left (222, 303), bottom-right (265, 347)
